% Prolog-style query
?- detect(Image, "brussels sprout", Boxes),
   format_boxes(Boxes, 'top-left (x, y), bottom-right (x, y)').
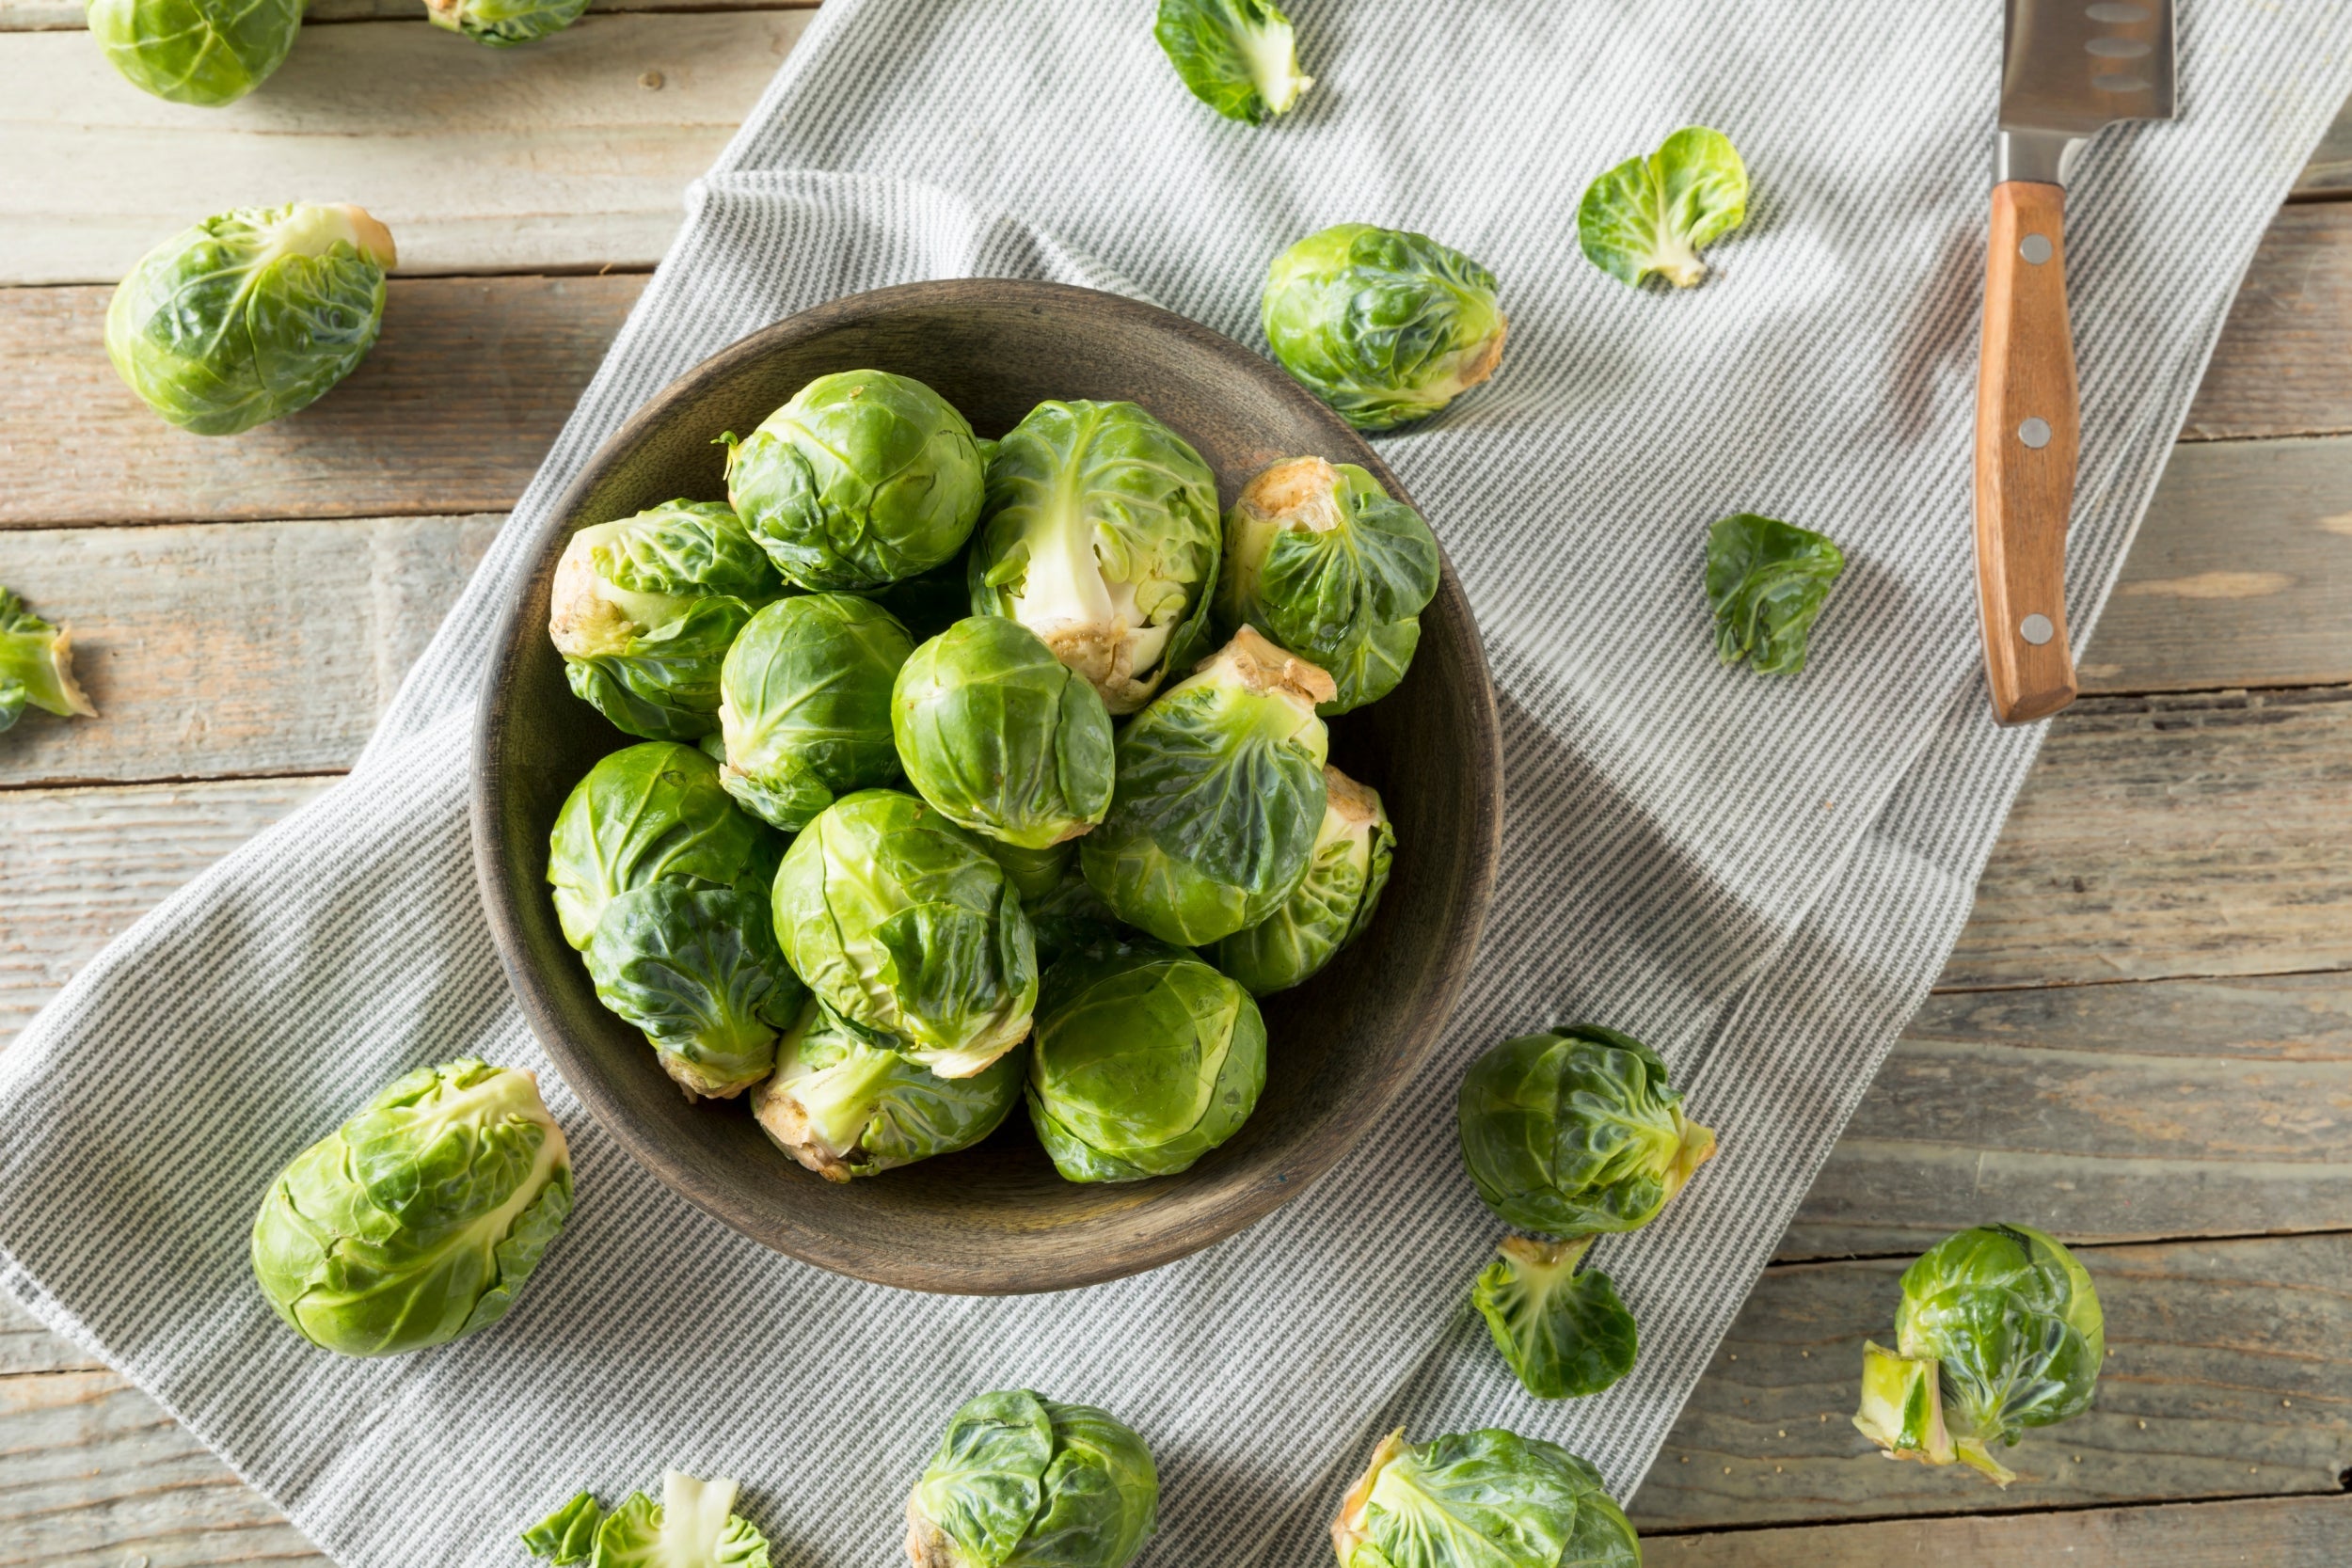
top-left (106, 202), bottom-right (393, 436)
top-left (1470, 1235), bottom-right (1637, 1401)
top-left (966, 400), bottom-right (1223, 716)
top-left (772, 790), bottom-right (1037, 1078)
top-left (1154, 0), bottom-right (1312, 124)
top-left (0, 588), bottom-right (97, 736)
top-left (521, 1492), bottom-right (605, 1564)
top-left (1457, 1023), bottom-right (1716, 1237)
top-left (549, 500), bottom-right (782, 742)
top-left (1707, 512), bottom-right (1845, 675)
top-left (425, 0), bottom-right (590, 47)
top-left (249, 1059), bottom-right (572, 1357)
top-left (1855, 1223), bottom-right (2106, 1485)
top-left (983, 837), bottom-right (1074, 904)
top-left (724, 370), bottom-right (986, 593)
top-left (1025, 863), bottom-right (1131, 969)
top-left (87, 0), bottom-right (302, 107)
top-left (1081, 627), bottom-right (1332, 947)
top-left (715, 593), bottom-right (912, 829)
top-left (894, 616), bottom-right (1117, 851)
top-left (536, 1473), bottom-right (771, 1568)
top-left (1216, 457), bottom-right (1440, 715)
top-left (906, 1389), bottom-right (1158, 1568)
top-left (1262, 225), bottom-right (1507, 432)
top-left (1330, 1429), bottom-right (1639, 1568)
top-left (1579, 127), bottom-right (1749, 289)
top-left (1210, 765), bottom-right (1390, 995)
top-left (1025, 939), bottom-right (1266, 1183)
top-left (585, 881), bottom-right (804, 1101)
top-left (547, 741), bottom-right (774, 949)
top-left (752, 996), bottom-right (1022, 1181)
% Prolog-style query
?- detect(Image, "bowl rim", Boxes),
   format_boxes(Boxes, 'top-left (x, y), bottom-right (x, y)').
top-left (469, 277), bottom-right (1504, 1292)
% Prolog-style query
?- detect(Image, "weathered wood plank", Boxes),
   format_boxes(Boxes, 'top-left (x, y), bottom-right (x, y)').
top-left (2296, 96), bottom-right (2352, 199)
top-left (0, 11), bottom-right (808, 285)
top-left (0, 1292), bottom-right (98, 1376)
top-left (2181, 204), bottom-right (2352, 442)
top-left (1630, 1234), bottom-right (2352, 1531)
top-left (1644, 1494), bottom-right (2352, 1566)
top-left (0, 515), bottom-right (500, 787)
top-left (0, 0), bottom-right (812, 25)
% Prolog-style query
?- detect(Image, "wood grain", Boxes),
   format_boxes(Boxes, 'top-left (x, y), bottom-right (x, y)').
top-left (2182, 204), bottom-right (2352, 441)
top-left (2295, 96), bottom-right (2352, 198)
top-left (1645, 1495), bottom-right (2352, 1565)
top-left (0, 11), bottom-right (809, 285)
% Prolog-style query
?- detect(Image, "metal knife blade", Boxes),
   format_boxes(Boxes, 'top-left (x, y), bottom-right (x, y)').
top-left (1997, 0), bottom-right (2177, 184)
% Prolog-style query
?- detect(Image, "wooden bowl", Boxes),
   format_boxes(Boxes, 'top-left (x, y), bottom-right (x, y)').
top-left (471, 280), bottom-right (1502, 1293)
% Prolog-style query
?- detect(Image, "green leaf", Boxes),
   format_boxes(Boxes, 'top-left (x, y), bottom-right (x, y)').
top-left (564, 595), bottom-right (760, 742)
top-left (912, 1390), bottom-right (1056, 1568)
top-left (717, 593), bottom-right (912, 829)
top-left (546, 742), bottom-right (771, 949)
top-left (1154, 0), bottom-right (1312, 125)
top-left (0, 586), bottom-right (94, 728)
top-left (1578, 126), bottom-right (1749, 289)
top-left (1345, 1430), bottom-right (1634, 1568)
top-left (87, 0), bottom-right (303, 109)
top-left (584, 881), bottom-right (798, 1101)
top-left (1470, 1237), bottom-right (1638, 1399)
top-left (1210, 765), bottom-right (1391, 994)
top-left (1705, 512), bottom-right (1846, 675)
top-left (587, 500), bottom-right (779, 601)
top-left (425, 0), bottom-right (590, 46)
top-left (752, 996), bottom-right (1023, 1180)
top-left (1262, 225), bottom-right (1506, 431)
top-left (590, 1475), bottom-right (771, 1568)
top-left (522, 1492), bottom-right (605, 1563)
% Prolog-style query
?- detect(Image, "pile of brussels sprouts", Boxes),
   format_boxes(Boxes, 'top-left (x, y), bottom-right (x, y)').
top-left (541, 367), bottom-right (1445, 1187)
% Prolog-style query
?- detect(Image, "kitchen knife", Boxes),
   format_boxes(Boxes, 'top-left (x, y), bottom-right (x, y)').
top-left (1975, 0), bottom-right (2175, 723)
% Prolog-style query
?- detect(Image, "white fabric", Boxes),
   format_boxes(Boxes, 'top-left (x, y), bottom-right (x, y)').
top-left (5, 3), bottom-right (2347, 1563)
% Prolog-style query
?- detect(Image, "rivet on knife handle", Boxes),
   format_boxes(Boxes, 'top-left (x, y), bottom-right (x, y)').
top-left (1974, 179), bottom-right (2080, 725)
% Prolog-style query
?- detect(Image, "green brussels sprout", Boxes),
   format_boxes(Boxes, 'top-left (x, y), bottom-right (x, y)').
top-left (549, 500), bottom-right (783, 742)
top-left (530, 1473), bottom-right (771, 1568)
top-left (1216, 457), bottom-right (1440, 715)
top-left (771, 790), bottom-right (1038, 1078)
top-left (584, 881), bottom-right (805, 1101)
top-left (966, 400), bottom-right (1223, 716)
top-left (1707, 512), bottom-right (1846, 675)
top-left (547, 741), bottom-right (774, 949)
top-left (906, 1389), bottom-right (1158, 1568)
top-left (1456, 1023), bottom-right (1716, 1237)
top-left (1262, 224), bottom-right (1507, 432)
top-left (521, 1492), bottom-right (604, 1564)
top-left (106, 203), bottom-right (393, 436)
top-left (752, 995), bottom-right (1022, 1181)
top-left (0, 588), bottom-right (97, 735)
top-left (1025, 862), bottom-right (1131, 969)
top-left (1330, 1428), bottom-right (1639, 1568)
top-left (714, 593), bottom-right (912, 830)
top-left (894, 616), bottom-right (1117, 851)
top-left (1579, 127), bottom-right (1749, 289)
top-left (1470, 1235), bottom-right (1637, 1401)
top-left (425, 0), bottom-right (590, 47)
top-left (1025, 938), bottom-right (1266, 1183)
top-left (249, 1059), bottom-right (573, 1357)
top-left (723, 370), bottom-right (986, 593)
top-left (1081, 627), bottom-right (1332, 947)
top-left (1854, 1223), bottom-right (2106, 1485)
top-left (1210, 765), bottom-right (1391, 994)
top-left (984, 837), bottom-right (1075, 904)
top-left (87, 0), bottom-right (302, 106)
top-left (1154, 0), bottom-right (1312, 125)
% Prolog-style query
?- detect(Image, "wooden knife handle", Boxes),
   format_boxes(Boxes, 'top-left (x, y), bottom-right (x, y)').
top-left (1974, 180), bottom-right (2080, 725)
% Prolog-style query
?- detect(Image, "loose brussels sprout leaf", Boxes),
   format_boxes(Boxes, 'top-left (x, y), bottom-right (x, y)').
top-left (1707, 512), bottom-right (1845, 675)
top-left (895, 616), bottom-right (1117, 851)
top-left (585, 881), bottom-right (803, 1101)
top-left (1216, 457), bottom-right (1439, 714)
top-left (716, 593), bottom-right (911, 830)
top-left (425, 0), bottom-right (590, 47)
top-left (966, 400), bottom-right (1223, 715)
top-left (1888, 1223), bottom-right (2105, 1485)
top-left (1025, 863), bottom-right (1131, 970)
top-left (724, 370), bottom-right (986, 593)
top-left (249, 1059), bottom-right (573, 1357)
top-left (771, 790), bottom-right (1037, 1078)
top-left (1081, 627), bottom-right (1332, 947)
top-left (550, 500), bottom-right (781, 742)
top-left (1210, 765), bottom-right (1391, 995)
top-left (1456, 1023), bottom-right (1716, 1236)
top-left (1330, 1428), bottom-right (1638, 1568)
top-left (1262, 225), bottom-right (1506, 432)
top-left (593, 1473), bottom-right (771, 1568)
top-left (752, 995), bottom-right (1022, 1180)
top-left (0, 588), bottom-right (97, 735)
top-left (522, 1492), bottom-right (606, 1564)
top-left (1852, 1340), bottom-right (1955, 1468)
top-left (907, 1390), bottom-right (1159, 1568)
top-left (1470, 1235), bottom-right (1637, 1400)
top-left (1154, 0), bottom-right (1312, 125)
top-left (87, 0), bottom-right (302, 106)
top-left (547, 741), bottom-right (773, 949)
top-left (106, 203), bottom-right (394, 436)
top-left (1025, 938), bottom-right (1266, 1183)
top-left (1578, 126), bottom-right (1749, 289)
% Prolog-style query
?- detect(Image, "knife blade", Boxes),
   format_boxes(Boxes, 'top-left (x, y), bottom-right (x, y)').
top-left (1973, 0), bottom-right (2176, 724)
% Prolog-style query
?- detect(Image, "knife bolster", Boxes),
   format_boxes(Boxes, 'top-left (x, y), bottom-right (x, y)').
top-left (1995, 128), bottom-right (2086, 188)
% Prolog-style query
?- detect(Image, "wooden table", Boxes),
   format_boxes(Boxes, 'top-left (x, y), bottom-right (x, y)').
top-left (3, 7), bottom-right (2348, 1563)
